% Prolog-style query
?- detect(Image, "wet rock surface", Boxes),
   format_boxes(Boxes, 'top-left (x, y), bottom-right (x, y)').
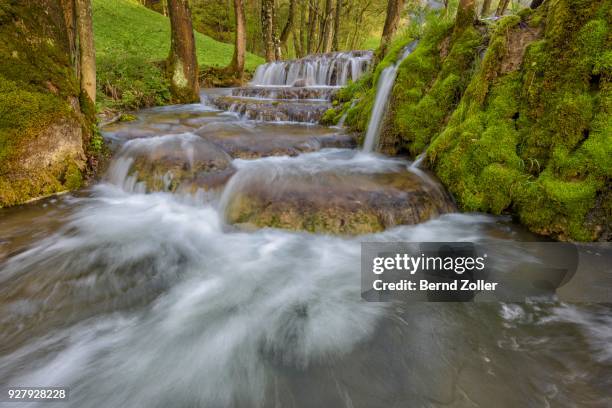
top-left (225, 162), bottom-right (456, 234)
top-left (101, 105), bottom-right (228, 143)
top-left (211, 96), bottom-right (331, 123)
top-left (107, 133), bottom-right (235, 194)
top-left (196, 122), bottom-right (356, 159)
top-left (231, 86), bottom-right (337, 101)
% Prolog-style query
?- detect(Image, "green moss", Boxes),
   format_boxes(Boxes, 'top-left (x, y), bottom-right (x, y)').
top-left (119, 113), bottom-right (138, 122)
top-left (340, 1), bottom-right (609, 240)
top-left (389, 22), bottom-right (482, 155)
top-left (0, 0), bottom-right (96, 207)
top-left (63, 161), bottom-right (84, 190)
top-left (428, 0), bottom-right (610, 241)
top-left (320, 108), bottom-right (338, 126)
top-left (0, 77), bottom-right (68, 163)
top-left (342, 11), bottom-right (446, 135)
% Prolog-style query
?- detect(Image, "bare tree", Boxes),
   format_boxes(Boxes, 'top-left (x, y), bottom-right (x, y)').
top-left (167, 0), bottom-right (199, 103)
top-left (75, 0), bottom-right (96, 103)
top-left (228, 0), bottom-right (246, 77)
top-left (307, 0), bottom-right (320, 54)
top-left (456, 0), bottom-right (475, 29)
top-left (496, 0), bottom-right (510, 16)
top-left (298, 0), bottom-right (307, 56)
top-left (261, 0), bottom-right (275, 61)
top-left (279, 0), bottom-right (296, 51)
top-left (480, 0), bottom-right (492, 17)
top-left (378, 0), bottom-right (405, 59)
top-left (332, 0), bottom-right (342, 51)
top-left (321, 0), bottom-right (335, 53)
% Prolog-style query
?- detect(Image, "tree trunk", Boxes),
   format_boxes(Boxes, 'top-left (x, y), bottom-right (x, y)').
top-left (60, 0), bottom-right (79, 78)
top-left (455, 0), bottom-right (475, 30)
top-left (167, 0), bottom-right (199, 103)
top-left (75, 0), bottom-right (96, 104)
top-left (279, 0), bottom-right (296, 48)
top-left (229, 0), bottom-right (246, 77)
top-left (261, 0), bottom-right (275, 61)
top-left (496, 0), bottom-right (510, 16)
top-left (299, 0), bottom-right (307, 56)
top-left (321, 0), bottom-right (334, 53)
top-left (378, 0), bottom-right (405, 60)
top-left (307, 1), bottom-right (319, 55)
top-left (332, 0), bottom-right (341, 51)
top-left (530, 0), bottom-right (544, 9)
top-left (480, 0), bottom-right (492, 17)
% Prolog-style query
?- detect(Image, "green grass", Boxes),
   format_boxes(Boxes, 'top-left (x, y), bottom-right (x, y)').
top-left (93, 0), bottom-right (264, 110)
top-left (360, 36), bottom-right (381, 50)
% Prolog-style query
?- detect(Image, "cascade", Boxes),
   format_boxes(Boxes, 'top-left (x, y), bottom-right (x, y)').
top-left (208, 51), bottom-right (373, 124)
top-left (251, 50), bottom-right (373, 87)
top-left (362, 42), bottom-right (418, 152)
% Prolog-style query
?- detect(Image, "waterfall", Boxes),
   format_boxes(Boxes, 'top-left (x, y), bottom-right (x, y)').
top-left (410, 152), bottom-right (426, 169)
top-left (251, 51), bottom-right (373, 87)
top-left (362, 41), bottom-right (418, 153)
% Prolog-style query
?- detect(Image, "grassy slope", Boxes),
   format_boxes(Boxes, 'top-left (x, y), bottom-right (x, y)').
top-left (93, 0), bottom-right (264, 109)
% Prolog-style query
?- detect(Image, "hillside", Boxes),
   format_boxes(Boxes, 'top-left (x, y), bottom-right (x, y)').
top-left (93, 0), bottom-right (264, 109)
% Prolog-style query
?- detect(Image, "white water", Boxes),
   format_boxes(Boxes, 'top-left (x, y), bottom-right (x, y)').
top-left (251, 51), bottom-right (373, 87)
top-left (2, 100), bottom-right (612, 408)
top-left (362, 42), bottom-right (418, 152)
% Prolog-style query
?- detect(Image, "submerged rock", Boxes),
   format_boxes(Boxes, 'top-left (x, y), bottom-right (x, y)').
top-left (231, 86), bottom-right (337, 101)
top-left (225, 169), bottom-right (455, 234)
top-left (196, 122), bottom-right (355, 159)
top-left (102, 107), bottom-right (225, 141)
top-left (211, 96), bottom-right (331, 123)
top-left (108, 133), bottom-right (235, 193)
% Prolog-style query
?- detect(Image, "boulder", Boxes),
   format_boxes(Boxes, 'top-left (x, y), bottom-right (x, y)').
top-left (109, 134), bottom-right (235, 193)
top-left (225, 169), bottom-right (456, 234)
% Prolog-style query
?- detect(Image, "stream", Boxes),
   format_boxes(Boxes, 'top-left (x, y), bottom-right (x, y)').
top-left (0, 51), bottom-right (611, 407)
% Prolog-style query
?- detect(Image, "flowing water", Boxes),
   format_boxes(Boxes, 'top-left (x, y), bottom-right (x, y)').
top-left (363, 42), bottom-right (418, 152)
top-left (251, 51), bottom-right (373, 87)
top-left (1, 87), bottom-right (611, 406)
top-left (208, 51), bottom-right (373, 125)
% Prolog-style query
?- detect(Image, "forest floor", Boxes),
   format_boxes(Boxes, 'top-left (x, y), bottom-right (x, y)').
top-left (93, 0), bottom-right (264, 111)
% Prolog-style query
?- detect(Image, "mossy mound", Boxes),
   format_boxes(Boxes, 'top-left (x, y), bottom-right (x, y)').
top-left (341, 2), bottom-right (610, 241)
top-left (226, 170), bottom-right (456, 235)
top-left (0, 0), bottom-right (95, 207)
top-left (429, 1), bottom-right (611, 241)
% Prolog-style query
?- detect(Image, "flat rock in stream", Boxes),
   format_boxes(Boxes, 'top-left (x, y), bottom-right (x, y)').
top-left (196, 122), bottom-right (355, 159)
top-left (101, 107), bottom-right (228, 141)
top-left (109, 133), bottom-right (235, 193)
top-left (226, 170), bottom-right (456, 234)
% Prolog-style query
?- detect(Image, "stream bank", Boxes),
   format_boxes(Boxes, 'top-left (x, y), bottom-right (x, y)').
top-left (332, 1), bottom-right (611, 241)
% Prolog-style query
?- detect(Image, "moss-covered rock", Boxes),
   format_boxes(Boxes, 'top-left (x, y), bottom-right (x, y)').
top-left (0, 0), bottom-right (97, 207)
top-left (428, 1), bottom-right (610, 241)
top-left (341, 2), bottom-right (610, 241)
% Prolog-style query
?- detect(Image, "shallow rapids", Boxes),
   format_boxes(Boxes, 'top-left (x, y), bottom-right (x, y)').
top-left (1, 100), bottom-right (610, 408)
